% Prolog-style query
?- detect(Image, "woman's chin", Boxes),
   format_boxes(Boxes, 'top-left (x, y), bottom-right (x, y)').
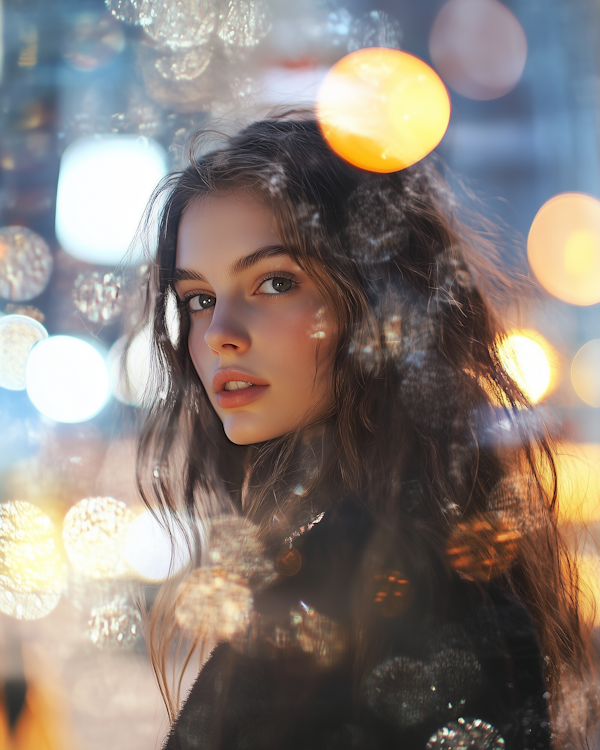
top-left (222, 414), bottom-right (287, 445)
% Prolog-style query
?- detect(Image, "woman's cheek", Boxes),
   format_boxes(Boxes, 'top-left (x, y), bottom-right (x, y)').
top-left (188, 324), bottom-right (212, 387)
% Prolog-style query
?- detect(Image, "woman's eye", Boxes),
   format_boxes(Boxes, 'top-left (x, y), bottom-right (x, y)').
top-left (188, 294), bottom-right (216, 312)
top-left (257, 277), bottom-right (294, 294)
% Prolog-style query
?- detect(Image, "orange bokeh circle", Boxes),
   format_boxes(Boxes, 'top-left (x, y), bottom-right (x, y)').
top-left (527, 192), bottom-right (600, 306)
top-left (316, 47), bottom-right (451, 173)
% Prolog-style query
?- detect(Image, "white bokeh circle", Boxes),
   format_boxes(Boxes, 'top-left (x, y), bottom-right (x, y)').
top-left (25, 335), bottom-right (110, 423)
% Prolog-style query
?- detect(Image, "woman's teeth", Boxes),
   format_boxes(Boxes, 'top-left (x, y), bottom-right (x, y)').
top-left (223, 381), bottom-right (253, 391)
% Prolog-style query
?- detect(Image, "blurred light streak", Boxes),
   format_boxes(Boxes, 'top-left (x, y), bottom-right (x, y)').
top-left (497, 329), bottom-right (558, 404)
top-left (571, 339), bottom-right (600, 407)
top-left (527, 192), bottom-right (600, 306)
top-left (429, 0), bottom-right (527, 101)
top-left (55, 135), bottom-right (168, 266)
top-left (123, 510), bottom-right (190, 581)
top-left (552, 443), bottom-right (600, 525)
top-left (0, 314), bottom-right (48, 391)
top-left (316, 48), bottom-right (450, 173)
top-left (62, 497), bottom-right (136, 579)
top-left (25, 336), bottom-right (110, 423)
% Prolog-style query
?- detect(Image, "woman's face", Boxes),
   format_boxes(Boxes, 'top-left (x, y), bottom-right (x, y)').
top-left (175, 192), bottom-right (338, 445)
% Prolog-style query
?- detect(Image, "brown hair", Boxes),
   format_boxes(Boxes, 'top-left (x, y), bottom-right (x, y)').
top-left (134, 117), bottom-right (597, 746)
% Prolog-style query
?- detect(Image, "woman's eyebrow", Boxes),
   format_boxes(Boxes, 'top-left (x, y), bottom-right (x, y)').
top-left (173, 268), bottom-right (206, 283)
top-left (174, 245), bottom-right (289, 283)
top-left (228, 245), bottom-right (288, 276)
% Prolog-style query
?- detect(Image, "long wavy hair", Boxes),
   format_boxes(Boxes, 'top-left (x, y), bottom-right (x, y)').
top-left (133, 117), bottom-right (597, 747)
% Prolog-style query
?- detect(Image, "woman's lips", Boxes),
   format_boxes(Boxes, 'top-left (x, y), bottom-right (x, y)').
top-left (215, 384), bottom-right (270, 408)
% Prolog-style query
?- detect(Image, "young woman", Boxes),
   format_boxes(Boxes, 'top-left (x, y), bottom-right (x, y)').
top-left (134, 117), bottom-right (597, 749)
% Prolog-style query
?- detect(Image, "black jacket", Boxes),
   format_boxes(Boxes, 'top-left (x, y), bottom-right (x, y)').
top-left (164, 499), bottom-right (550, 750)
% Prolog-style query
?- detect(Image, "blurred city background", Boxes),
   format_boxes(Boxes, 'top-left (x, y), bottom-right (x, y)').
top-left (1, 0), bottom-right (600, 747)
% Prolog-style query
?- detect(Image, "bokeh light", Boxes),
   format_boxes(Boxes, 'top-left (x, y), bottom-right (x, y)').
top-left (0, 500), bottom-right (65, 620)
top-left (496, 329), bottom-right (558, 404)
top-left (0, 226), bottom-right (53, 301)
top-left (64, 12), bottom-right (126, 71)
top-left (218, 0), bottom-right (272, 49)
top-left (429, 0), bottom-right (527, 101)
top-left (108, 326), bottom-right (153, 407)
top-left (123, 509), bottom-right (189, 581)
top-left (576, 554), bottom-right (600, 626)
top-left (55, 134), bottom-right (168, 266)
top-left (571, 339), bottom-right (600, 407)
top-left (316, 48), bottom-right (450, 173)
top-left (527, 192), bottom-right (600, 306)
top-left (552, 443), bottom-right (600, 524)
top-left (0, 314), bottom-right (48, 390)
top-left (62, 497), bottom-right (136, 579)
top-left (88, 595), bottom-right (141, 649)
top-left (426, 720), bottom-right (505, 749)
top-left (175, 567), bottom-right (253, 640)
top-left (73, 271), bottom-right (123, 324)
top-left (25, 335), bottom-right (110, 423)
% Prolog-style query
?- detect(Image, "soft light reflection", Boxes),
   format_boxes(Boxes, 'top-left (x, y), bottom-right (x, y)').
top-left (316, 48), bottom-right (450, 173)
top-left (551, 443), bottom-right (600, 524)
top-left (0, 501), bottom-right (64, 620)
top-left (62, 497), bottom-right (136, 579)
top-left (123, 509), bottom-right (189, 581)
top-left (429, 0), bottom-right (527, 100)
top-left (0, 314), bottom-right (48, 390)
top-left (497, 329), bottom-right (557, 404)
top-left (25, 335), bottom-right (110, 423)
top-left (55, 135), bottom-right (168, 265)
top-left (571, 339), bottom-right (600, 407)
top-left (527, 192), bottom-right (600, 306)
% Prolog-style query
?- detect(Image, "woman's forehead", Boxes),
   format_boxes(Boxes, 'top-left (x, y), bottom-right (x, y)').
top-left (176, 192), bottom-right (281, 271)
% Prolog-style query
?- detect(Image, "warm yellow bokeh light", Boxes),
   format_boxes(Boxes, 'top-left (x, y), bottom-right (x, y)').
top-left (575, 554), bottom-right (600, 626)
top-left (549, 443), bottom-right (600, 525)
top-left (527, 192), bottom-right (600, 306)
top-left (571, 339), bottom-right (600, 407)
top-left (0, 500), bottom-right (65, 620)
top-left (497, 330), bottom-right (557, 404)
top-left (316, 48), bottom-right (451, 173)
top-left (62, 496), bottom-right (136, 579)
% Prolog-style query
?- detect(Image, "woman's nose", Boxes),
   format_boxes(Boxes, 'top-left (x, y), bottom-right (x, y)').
top-left (203, 300), bottom-right (251, 354)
